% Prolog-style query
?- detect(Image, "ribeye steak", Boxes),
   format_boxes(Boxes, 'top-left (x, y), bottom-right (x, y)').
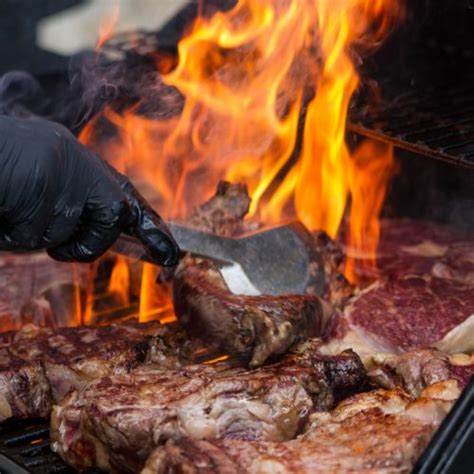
top-left (50, 339), bottom-right (365, 473)
top-left (173, 181), bottom-right (351, 366)
top-left (143, 380), bottom-right (460, 474)
top-left (0, 321), bottom-right (189, 421)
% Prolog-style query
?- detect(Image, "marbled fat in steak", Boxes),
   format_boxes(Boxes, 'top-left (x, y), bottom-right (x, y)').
top-left (348, 275), bottom-right (474, 351)
top-left (348, 219), bottom-right (471, 281)
top-left (142, 381), bottom-right (460, 474)
top-left (368, 348), bottom-right (474, 397)
top-left (50, 339), bottom-right (365, 473)
top-left (0, 321), bottom-right (190, 421)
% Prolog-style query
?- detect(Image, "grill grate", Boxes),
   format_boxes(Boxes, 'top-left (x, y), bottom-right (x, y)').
top-left (348, 78), bottom-right (474, 168)
top-left (0, 418), bottom-right (77, 473)
top-left (0, 331), bottom-right (222, 474)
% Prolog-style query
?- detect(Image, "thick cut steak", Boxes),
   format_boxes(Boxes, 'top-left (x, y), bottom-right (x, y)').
top-left (0, 321), bottom-right (189, 421)
top-left (322, 274), bottom-right (474, 364)
top-left (347, 218), bottom-right (472, 281)
top-left (173, 181), bottom-right (351, 367)
top-left (144, 381), bottom-right (460, 474)
top-left (50, 340), bottom-right (365, 473)
top-left (174, 257), bottom-right (333, 367)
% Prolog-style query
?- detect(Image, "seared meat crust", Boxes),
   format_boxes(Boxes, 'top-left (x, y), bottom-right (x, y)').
top-left (0, 321), bottom-right (189, 421)
top-left (173, 181), bottom-right (350, 367)
top-left (51, 340), bottom-right (365, 473)
top-left (143, 381), bottom-right (460, 474)
top-left (174, 257), bottom-right (333, 367)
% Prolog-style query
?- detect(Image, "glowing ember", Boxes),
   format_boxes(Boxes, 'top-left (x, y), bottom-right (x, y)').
top-left (79, 0), bottom-right (404, 324)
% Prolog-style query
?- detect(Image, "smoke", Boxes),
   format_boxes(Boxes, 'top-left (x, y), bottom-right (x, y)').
top-left (0, 49), bottom-right (184, 138)
top-left (0, 71), bottom-right (48, 118)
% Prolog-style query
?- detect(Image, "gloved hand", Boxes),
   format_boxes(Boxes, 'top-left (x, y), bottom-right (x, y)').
top-left (0, 115), bottom-right (179, 266)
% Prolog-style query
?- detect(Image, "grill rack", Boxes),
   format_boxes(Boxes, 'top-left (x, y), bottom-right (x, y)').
top-left (0, 418), bottom-right (76, 474)
top-left (348, 77), bottom-right (474, 169)
top-left (99, 23), bottom-right (474, 170)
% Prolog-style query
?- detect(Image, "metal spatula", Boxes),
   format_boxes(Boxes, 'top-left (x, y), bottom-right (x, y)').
top-left (112, 221), bottom-right (324, 296)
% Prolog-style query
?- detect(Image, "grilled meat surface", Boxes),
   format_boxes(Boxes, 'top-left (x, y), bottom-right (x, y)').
top-left (174, 257), bottom-right (333, 367)
top-left (50, 339), bottom-right (365, 473)
top-left (173, 181), bottom-right (351, 366)
top-left (369, 348), bottom-right (474, 397)
top-left (0, 321), bottom-right (190, 421)
top-left (143, 381), bottom-right (460, 474)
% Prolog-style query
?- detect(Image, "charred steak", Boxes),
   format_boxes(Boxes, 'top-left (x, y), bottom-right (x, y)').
top-left (0, 321), bottom-right (190, 421)
top-left (144, 381), bottom-right (460, 474)
top-left (50, 339), bottom-right (365, 473)
top-left (173, 181), bottom-right (350, 367)
top-left (174, 256), bottom-right (333, 367)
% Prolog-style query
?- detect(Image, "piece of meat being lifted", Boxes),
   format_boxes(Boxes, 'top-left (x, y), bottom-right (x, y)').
top-left (143, 380), bottom-right (460, 474)
top-left (51, 339), bottom-right (366, 473)
top-left (173, 181), bottom-right (352, 367)
top-left (0, 321), bottom-right (190, 422)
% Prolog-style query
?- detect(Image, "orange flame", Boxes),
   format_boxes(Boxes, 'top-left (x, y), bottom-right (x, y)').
top-left (139, 264), bottom-right (175, 324)
top-left (345, 139), bottom-right (396, 280)
top-left (96, 5), bottom-right (120, 51)
top-left (79, 0), bottom-right (404, 324)
top-left (108, 256), bottom-right (130, 306)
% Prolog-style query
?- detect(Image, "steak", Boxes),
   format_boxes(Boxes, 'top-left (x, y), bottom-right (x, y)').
top-left (347, 218), bottom-right (471, 281)
top-left (322, 274), bottom-right (474, 364)
top-left (0, 321), bottom-right (190, 421)
top-left (174, 256), bottom-right (333, 367)
top-left (173, 181), bottom-right (351, 366)
top-left (50, 339), bottom-right (366, 473)
top-left (143, 381), bottom-right (460, 474)
top-left (431, 241), bottom-right (474, 285)
top-left (369, 348), bottom-right (474, 397)
top-left (0, 252), bottom-right (93, 331)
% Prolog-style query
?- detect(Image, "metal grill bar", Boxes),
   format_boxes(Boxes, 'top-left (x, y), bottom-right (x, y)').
top-left (348, 80), bottom-right (474, 168)
top-left (0, 419), bottom-right (77, 474)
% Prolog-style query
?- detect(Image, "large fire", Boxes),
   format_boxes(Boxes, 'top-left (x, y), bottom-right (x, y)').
top-left (79, 0), bottom-right (403, 323)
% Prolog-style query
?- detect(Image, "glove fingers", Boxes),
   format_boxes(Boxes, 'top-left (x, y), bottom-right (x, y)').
top-left (107, 166), bottom-right (180, 267)
top-left (129, 205), bottom-right (180, 267)
top-left (47, 181), bottom-right (130, 262)
top-left (42, 206), bottom-right (83, 248)
top-left (47, 208), bottom-right (125, 262)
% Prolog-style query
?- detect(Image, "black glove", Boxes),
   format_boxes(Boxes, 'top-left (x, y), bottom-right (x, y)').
top-left (0, 115), bottom-right (179, 266)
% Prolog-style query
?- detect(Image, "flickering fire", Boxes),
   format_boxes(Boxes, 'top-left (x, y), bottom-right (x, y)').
top-left (80, 0), bottom-right (403, 324)
top-left (96, 5), bottom-right (120, 51)
top-left (108, 256), bottom-right (130, 307)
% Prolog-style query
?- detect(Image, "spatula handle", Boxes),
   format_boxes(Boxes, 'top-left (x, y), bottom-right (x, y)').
top-left (111, 224), bottom-right (238, 265)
